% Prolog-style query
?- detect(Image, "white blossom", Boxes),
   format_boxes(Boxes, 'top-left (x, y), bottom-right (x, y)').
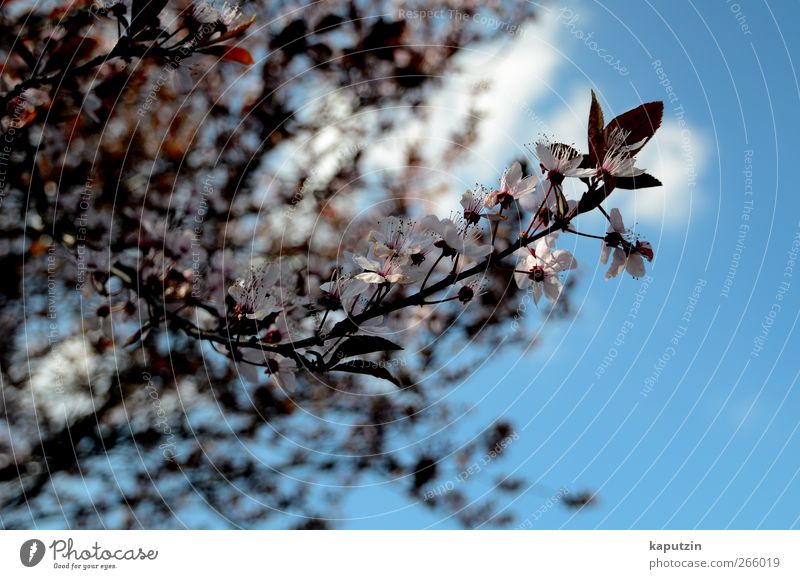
top-left (421, 215), bottom-right (493, 260)
top-left (485, 161), bottom-right (538, 209)
top-left (353, 254), bottom-right (412, 285)
top-left (227, 261), bottom-right (282, 321)
top-left (514, 233), bottom-right (577, 304)
top-left (320, 271), bottom-right (367, 311)
top-left (597, 128), bottom-right (647, 179)
top-left (264, 354), bottom-right (298, 392)
top-left (600, 208), bottom-right (654, 279)
top-left (521, 141), bottom-right (593, 216)
top-left (193, 0), bottom-right (242, 26)
top-left (461, 188), bottom-right (504, 223)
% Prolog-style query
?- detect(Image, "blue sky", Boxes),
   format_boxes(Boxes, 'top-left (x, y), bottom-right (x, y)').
top-left (11, 0), bottom-right (800, 533)
top-left (335, 0), bottom-right (800, 529)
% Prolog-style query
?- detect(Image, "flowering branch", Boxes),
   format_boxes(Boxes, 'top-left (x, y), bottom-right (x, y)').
top-left (0, 1), bottom-right (255, 113)
top-left (99, 90), bottom-right (664, 388)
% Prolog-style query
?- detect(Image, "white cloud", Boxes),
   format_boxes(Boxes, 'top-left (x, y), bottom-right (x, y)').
top-left (301, 8), bottom-right (709, 228)
top-left (360, 11), bottom-right (566, 197)
top-left (635, 121), bottom-right (709, 226)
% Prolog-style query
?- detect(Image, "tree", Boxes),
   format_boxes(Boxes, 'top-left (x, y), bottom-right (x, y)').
top-left (0, 0), bottom-right (660, 528)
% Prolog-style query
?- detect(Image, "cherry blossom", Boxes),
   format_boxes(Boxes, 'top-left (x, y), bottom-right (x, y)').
top-left (369, 217), bottom-right (416, 260)
top-left (535, 141), bottom-right (595, 183)
top-left (421, 215), bottom-right (493, 260)
top-left (91, 90), bottom-right (662, 393)
top-left (461, 188), bottom-right (503, 224)
top-left (353, 254), bottom-right (412, 286)
top-left (227, 261), bottom-right (282, 321)
top-left (514, 233), bottom-right (577, 305)
top-left (194, 0), bottom-right (242, 26)
top-left (521, 141), bottom-right (593, 218)
top-left (264, 354), bottom-right (299, 392)
top-left (486, 161), bottom-right (538, 209)
top-left (597, 128), bottom-right (647, 179)
top-left (320, 272), bottom-right (367, 311)
top-left (600, 208), bottom-right (654, 279)
top-left (406, 233), bottom-right (436, 267)
top-left (456, 277), bottom-right (491, 304)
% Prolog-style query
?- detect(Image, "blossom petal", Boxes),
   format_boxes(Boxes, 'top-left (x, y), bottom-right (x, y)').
top-left (355, 272), bottom-right (386, 284)
top-left (460, 189), bottom-right (476, 209)
top-left (515, 175), bottom-right (538, 196)
top-left (514, 256), bottom-right (531, 289)
top-left (612, 157), bottom-right (645, 178)
top-left (465, 243), bottom-right (493, 258)
top-left (543, 276), bottom-right (563, 302)
top-left (421, 214), bottom-right (446, 234)
top-left (531, 282), bottom-right (543, 305)
top-left (561, 154), bottom-right (594, 178)
top-left (566, 167), bottom-right (596, 178)
top-left (551, 249), bottom-right (578, 271)
top-left (535, 142), bottom-right (558, 171)
top-left (385, 273), bottom-right (410, 284)
top-left (228, 281), bottom-right (246, 301)
top-left (353, 254), bottom-right (378, 271)
top-left (609, 208), bottom-right (625, 233)
top-left (501, 162), bottom-right (522, 191)
top-left (600, 242), bottom-right (613, 264)
top-left (625, 253), bottom-right (646, 278)
top-left (342, 278), bottom-right (368, 298)
top-left (605, 248), bottom-right (627, 280)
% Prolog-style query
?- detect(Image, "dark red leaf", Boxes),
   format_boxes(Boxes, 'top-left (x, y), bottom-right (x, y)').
top-left (130, 0), bottom-right (168, 33)
top-left (587, 89), bottom-right (605, 165)
top-left (330, 336), bottom-right (403, 365)
top-left (612, 173), bottom-right (662, 190)
top-left (13, 41), bottom-right (37, 70)
top-left (198, 45), bottom-right (255, 65)
top-left (43, 36), bottom-right (99, 73)
top-left (604, 101), bottom-right (663, 155)
top-left (270, 18), bottom-right (308, 57)
top-left (330, 360), bottom-right (401, 386)
top-left (314, 14), bottom-right (346, 34)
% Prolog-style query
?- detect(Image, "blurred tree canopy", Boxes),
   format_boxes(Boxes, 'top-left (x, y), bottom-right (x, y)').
top-left (0, 0), bottom-right (590, 528)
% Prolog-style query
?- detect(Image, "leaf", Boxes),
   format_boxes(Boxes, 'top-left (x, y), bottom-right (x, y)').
top-left (13, 41), bottom-right (37, 70)
top-left (613, 173), bottom-right (662, 190)
top-left (330, 360), bottom-right (401, 386)
top-left (43, 36), bottom-right (99, 72)
top-left (555, 190), bottom-right (569, 219)
top-left (198, 45), bottom-right (255, 65)
top-left (204, 15), bottom-right (257, 45)
top-left (587, 89), bottom-right (605, 165)
top-left (270, 18), bottom-right (308, 57)
top-left (330, 336), bottom-right (402, 363)
top-left (130, 0), bottom-right (168, 33)
top-left (577, 179), bottom-right (616, 214)
top-left (314, 14), bottom-right (346, 34)
top-left (604, 101), bottom-right (664, 155)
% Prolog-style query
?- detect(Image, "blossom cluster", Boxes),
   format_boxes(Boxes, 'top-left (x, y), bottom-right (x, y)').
top-left (216, 91), bottom-right (664, 388)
